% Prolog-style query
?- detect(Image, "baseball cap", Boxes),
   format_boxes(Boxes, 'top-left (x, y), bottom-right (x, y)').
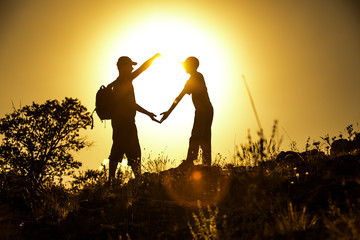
top-left (117, 56), bottom-right (137, 66)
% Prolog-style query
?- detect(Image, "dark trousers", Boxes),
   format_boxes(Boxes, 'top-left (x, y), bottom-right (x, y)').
top-left (186, 108), bottom-right (214, 166)
top-left (109, 117), bottom-right (141, 177)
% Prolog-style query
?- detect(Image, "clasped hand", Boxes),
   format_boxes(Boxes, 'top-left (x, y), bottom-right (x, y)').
top-left (147, 111), bottom-right (170, 124)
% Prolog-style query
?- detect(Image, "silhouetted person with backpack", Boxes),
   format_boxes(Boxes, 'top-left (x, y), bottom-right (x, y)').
top-left (160, 56), bottom-right (213, 167)
top-left (108, 54), bottom-right (161, 183)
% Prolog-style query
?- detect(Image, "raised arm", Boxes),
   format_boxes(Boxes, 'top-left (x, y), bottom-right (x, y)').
top-left (131, 53), bottom-right (161, 79)
top-left (160, 90), bottom-right (186, 123)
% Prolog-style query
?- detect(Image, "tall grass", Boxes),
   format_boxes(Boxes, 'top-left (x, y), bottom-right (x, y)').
top-left (188, 201), bottom-right (219, 240)
top-left (274, 202), bottom-right (318, 234)
top-left (142, 151), bottom-right (176, 173)
top-left (233, 120), bottom-right (282, 167)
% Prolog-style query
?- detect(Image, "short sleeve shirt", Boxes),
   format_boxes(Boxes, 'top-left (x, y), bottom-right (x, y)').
top-left (112, 76), bottom-right (137, 120)
top-left (183, 72), bottom-right (212, 111)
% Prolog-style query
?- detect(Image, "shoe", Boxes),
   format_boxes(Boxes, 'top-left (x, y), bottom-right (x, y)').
top-left (177, 160), bottom-right (194, 169)
top-left (105, 180), bottom-right (112, 188)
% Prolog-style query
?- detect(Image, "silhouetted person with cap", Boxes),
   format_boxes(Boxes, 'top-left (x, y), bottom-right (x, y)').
top-left (160, 56), bottom-right (213, 167)
top-left (107, 54), bottom-right (161, 182)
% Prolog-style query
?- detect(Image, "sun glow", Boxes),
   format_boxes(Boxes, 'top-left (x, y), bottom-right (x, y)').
top-left (123, 18), bottom-right (227, 118)
top-left (103, 17), bottom-right (227, 110)
top-left (96, 15), bottom-right (229, 160)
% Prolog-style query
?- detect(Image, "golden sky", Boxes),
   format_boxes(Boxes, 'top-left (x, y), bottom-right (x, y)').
top-left (1, 0), bottom-right (360, 170)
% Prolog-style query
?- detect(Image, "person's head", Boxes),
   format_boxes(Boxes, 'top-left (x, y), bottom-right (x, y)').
top-left (182, 56), bottom-right (199, 74)
top-left (117, 56), bottom-right (137, 75)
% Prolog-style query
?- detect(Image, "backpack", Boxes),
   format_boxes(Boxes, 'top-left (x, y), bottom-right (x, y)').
top-left (95, 85), bottom-right (114, 120)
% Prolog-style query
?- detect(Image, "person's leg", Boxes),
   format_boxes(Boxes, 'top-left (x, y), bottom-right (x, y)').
top-left (186, 138), bottom-right (200, 162)
top-left (201, 109), bottom-right (213, 166)
top-left (108, 118), bottom-right (125, 183)
top-left (128, 157), bottom-right (141, 177)
top-left (201, 142), bottom-right (211, 166)
top-left (185, 112), bottom-right (201, 164)
top-left (108, 157), bottom-right (120, 182)
top-left (126, 122), bottom-right (142, 178)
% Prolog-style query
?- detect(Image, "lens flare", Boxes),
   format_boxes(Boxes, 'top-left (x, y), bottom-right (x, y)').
top-left (191, 170), bottom-right (202, 181)
top-left (161, 166), bottom-right (231, 208)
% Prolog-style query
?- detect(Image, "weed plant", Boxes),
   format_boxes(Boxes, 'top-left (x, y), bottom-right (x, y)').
top-left (232, 120), bottom-right (282, 167)
top-left (188, 201), bottom-right (219, 240)
top-left (142, 151), bottom-right (177, 174)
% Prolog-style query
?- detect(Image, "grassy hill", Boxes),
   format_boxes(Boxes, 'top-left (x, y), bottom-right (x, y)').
top-left (1, 129), bottom-right (360, 240)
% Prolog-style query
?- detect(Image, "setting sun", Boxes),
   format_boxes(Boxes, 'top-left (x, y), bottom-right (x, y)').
top-left (93, 15), bottom-right (231, 161)
top-left (109, 16), bottom-right (228, 114)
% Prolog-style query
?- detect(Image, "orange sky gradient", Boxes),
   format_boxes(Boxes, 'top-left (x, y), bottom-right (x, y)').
top-left (1, 0), bottom-right (360, 171)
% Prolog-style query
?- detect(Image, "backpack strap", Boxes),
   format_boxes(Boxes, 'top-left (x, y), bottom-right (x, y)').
top-left (90, 108), bottom-right (96, 129)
